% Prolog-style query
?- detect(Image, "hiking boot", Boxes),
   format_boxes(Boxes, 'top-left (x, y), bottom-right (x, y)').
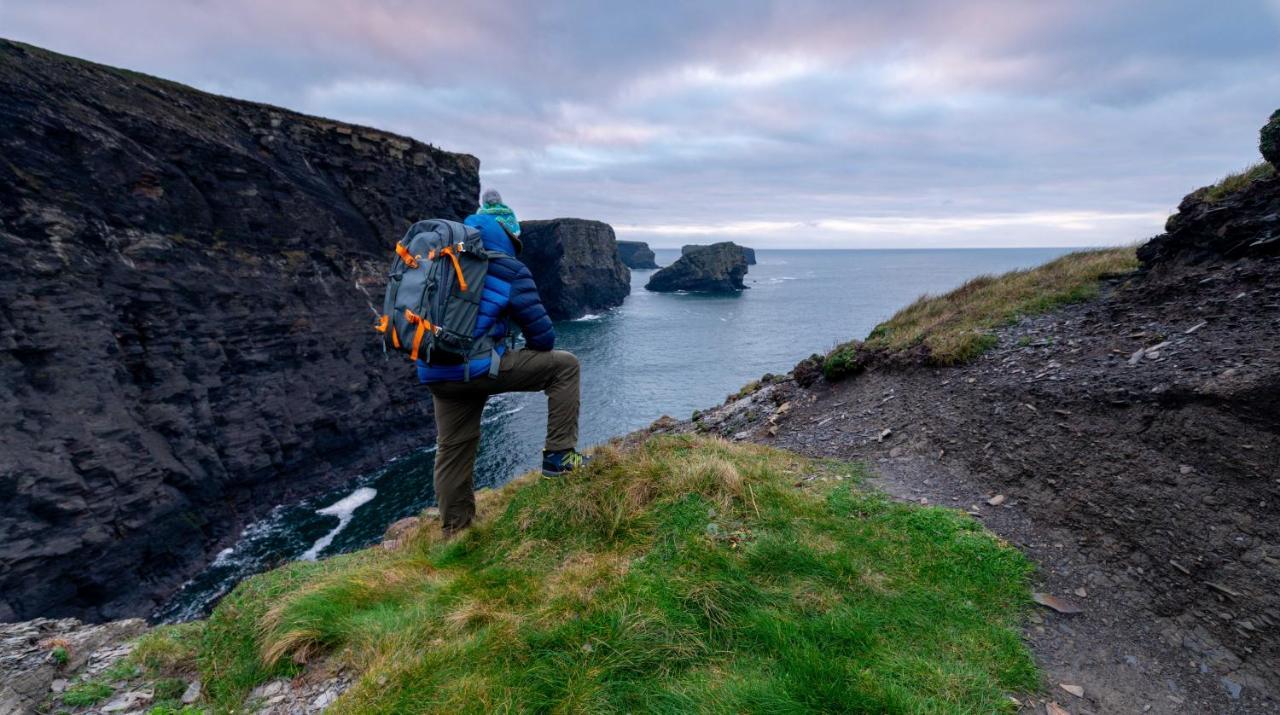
top-left (542, 449), bottom-right (590, 478)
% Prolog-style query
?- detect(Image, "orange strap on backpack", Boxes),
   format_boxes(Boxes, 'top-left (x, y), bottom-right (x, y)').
top-left (374, 315), bottom-right (402, 348)
top-left (395, 243), bottom-right (419, 269)
top-left (434, 246), bottom-right (468, 292)
top-left (403, 308), bottom-right (437, 361)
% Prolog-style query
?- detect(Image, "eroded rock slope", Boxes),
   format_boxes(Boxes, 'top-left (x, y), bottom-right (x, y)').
top-left (672, 171), bottom-right (1280, 711)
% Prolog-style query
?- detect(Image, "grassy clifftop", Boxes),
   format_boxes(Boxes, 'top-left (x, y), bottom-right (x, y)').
top-left (822, 247), bottom-right (1138, 379)
top-left (127, 435), bottom-right (1036, 713)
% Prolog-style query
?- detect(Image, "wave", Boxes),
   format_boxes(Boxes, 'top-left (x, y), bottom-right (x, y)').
top-left (300, 487), bottom-right (378, 561)
top-left (482, 406), bottom-right (524, 425)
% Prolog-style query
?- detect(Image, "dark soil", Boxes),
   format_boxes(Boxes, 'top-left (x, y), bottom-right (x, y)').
top-left (678, 257), bottom-right (1280, 713)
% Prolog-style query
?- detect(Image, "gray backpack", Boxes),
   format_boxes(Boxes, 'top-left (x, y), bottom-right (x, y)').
top-left (375, 219), bottom-right (502, 380)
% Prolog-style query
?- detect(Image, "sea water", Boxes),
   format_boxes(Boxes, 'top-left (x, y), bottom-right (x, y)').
top-left (157, 247), bottom-right (1072, 620)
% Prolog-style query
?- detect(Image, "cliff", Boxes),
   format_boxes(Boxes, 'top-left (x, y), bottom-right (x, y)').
top-left (517, 219), bottom-right (631, 320)
top-left (1137, 162), bottom-right (1278, 266)
top-left (647, 241), bottom-right (749, 292)
top-left (616, 240), bottom-right (659, 269)
top-left (0, 39), bottom-right (479, 622)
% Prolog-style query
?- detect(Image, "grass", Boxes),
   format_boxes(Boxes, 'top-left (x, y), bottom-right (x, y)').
top-left (61, 680), bottom-right (115, 707)
top-left (187, 435), bottom-right (1036, 713)
top-left (1201, 161), bottom-right (1275, 203)
top-left (824, 247), bottom-right (1138, 379)
top-left (133, 621), bottom-right (205, 675)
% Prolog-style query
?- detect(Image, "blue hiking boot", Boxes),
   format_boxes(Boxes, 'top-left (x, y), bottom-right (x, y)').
top-left (542, 449), bottom-right (590, 478)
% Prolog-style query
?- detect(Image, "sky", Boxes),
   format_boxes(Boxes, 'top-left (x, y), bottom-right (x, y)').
top-left (3, 1), bottom-right (1278, 248)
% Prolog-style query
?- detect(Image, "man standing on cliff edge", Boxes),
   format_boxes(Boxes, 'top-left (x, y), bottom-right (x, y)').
top-left (417, 189), bottom-right (590, 536)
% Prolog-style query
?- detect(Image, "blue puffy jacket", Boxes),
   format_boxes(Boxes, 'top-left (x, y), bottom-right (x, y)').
top-left (416, 214), bottom-right (555, 383)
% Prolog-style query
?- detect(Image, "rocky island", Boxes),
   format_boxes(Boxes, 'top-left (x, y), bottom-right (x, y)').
top-left (616, 239), bottom-right (659, 269)
top-left (518, 219), bottom-right (631, 320)
top-left (646, 241), bottom-right (750, 292)
top-left (682, 242), bottom-right (755, 265)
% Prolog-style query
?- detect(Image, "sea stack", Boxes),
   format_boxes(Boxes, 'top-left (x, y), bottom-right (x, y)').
top-left (617, 240), bottom-right (659, 269)
top-left (682, 243), bottom-right (756, 265)
top-left (518, 219), bottom-right (631, 320)
top-left (647, 242), bottom-right (749, 292)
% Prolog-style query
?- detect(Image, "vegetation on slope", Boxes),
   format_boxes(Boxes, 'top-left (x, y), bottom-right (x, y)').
top-left (824, 247), bottom-right (1138, 379)
top-left (1201, 161), bottom-right (1276, 203)
top-left (150, 435), bottom-right (1036, 713)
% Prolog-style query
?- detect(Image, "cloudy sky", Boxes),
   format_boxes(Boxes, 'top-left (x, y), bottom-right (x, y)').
top-left (4, 1), bottom-right (1278, 247)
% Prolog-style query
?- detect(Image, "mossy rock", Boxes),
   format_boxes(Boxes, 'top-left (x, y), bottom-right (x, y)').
top-left (1262, 108), bottom-right (1280, 167)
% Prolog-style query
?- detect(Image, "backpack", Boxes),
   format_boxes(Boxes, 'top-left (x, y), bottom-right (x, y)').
top-left (374, 219), bottom-right (503, 380)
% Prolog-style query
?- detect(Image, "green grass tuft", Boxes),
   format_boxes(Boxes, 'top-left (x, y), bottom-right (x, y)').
top-left (1202, 161), bottom-right (1275, 202)
top-left (61, 680), bottom-right (115, 707)
top-left (191, 436), bottom-right (1037, 713)
top-left (132, 621), bottom-right (205, 676)
top-left (823, 247), bottom-right (1138, 378)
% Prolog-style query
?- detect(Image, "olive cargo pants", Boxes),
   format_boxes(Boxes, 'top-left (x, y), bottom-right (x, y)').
top-left (427, 349), bottom-right (580, 533)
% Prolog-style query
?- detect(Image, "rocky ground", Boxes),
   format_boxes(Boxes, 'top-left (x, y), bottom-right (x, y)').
top-left (678, 256), bottom-right (1279, 713)
top-left (1, 615), bottom-right (352, 714)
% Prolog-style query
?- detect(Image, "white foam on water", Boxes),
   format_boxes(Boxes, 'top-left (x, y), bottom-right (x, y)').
top-left (482, 406), bottom-right (524, 425)
top-left (574, 313), bottom-right (603, 321)
top-left (300, 487), bottom-right (378, 561)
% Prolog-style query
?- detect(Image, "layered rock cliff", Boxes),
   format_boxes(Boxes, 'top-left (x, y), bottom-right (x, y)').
top-left (0, 40), bottom-right (479, 621)
top-left (1137, 157), bottom-right (1279, 266)
top-left (616, 240), bottom-right (659, 269)
top-left (518, 219), bottom-right (631, 320)
top-left (648, 241), bottom-right (749, 292)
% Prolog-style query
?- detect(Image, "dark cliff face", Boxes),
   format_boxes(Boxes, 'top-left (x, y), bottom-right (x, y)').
top-left (1138, 173), bottom-right (1279, 267)
top-left (517, 219), bottom-right (631, 320)
top-left (648, 242), bottom-right (749, 292)
top-left (616, 240), bottom-right (659, 269)
top-left (0, 40), bottom-right (479, 621)
top-left (681, 243), bottom-right (755, 265)
top-left (1261, 109), bottom-right (1280, 167)
top-left (1139, 114), bottom-right (1279, 268)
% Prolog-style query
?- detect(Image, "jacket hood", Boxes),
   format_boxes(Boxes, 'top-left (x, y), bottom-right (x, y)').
top-left (464, 214), bottom-right (522, 256)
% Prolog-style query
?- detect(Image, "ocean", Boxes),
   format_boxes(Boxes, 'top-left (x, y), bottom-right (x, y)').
top-left (157, 247), bottom-right (1074, 621)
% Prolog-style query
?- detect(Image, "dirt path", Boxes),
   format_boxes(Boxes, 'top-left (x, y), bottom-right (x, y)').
top-left (678, 257), bottom-right (1280, 713)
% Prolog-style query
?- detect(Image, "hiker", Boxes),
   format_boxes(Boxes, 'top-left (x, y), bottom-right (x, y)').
top-left (417, 190), bottom-right (589, 535)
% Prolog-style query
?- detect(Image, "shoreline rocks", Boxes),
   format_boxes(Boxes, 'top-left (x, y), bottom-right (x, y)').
top-left (518, 219), bottom-right (631, 320)
top-left (617, 240), bottom-right (659, 269)
top-left (647, 242), bottom-right (749, 293)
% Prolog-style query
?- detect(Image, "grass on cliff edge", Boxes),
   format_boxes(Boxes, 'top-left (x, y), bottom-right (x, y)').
top-left (824, 246), bottom-right (1138, 378)
top-left (181, 435), bottom-right (1035, 714)
top-left (1202, 161), bottom-right (1275, 203)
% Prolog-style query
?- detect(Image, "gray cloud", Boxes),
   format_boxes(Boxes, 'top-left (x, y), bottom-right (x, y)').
top-left (4, 0), bottom-right (1278, 246)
